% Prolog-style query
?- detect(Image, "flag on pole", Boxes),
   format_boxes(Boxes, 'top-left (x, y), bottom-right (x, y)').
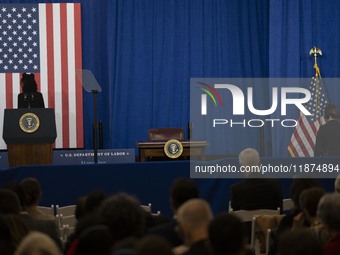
top-left (0, 3), bottom-right (83, 149)
top-left (288, 74), bottom-right (328, 157)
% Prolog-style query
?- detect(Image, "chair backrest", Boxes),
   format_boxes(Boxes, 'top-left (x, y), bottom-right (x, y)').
top-left (55, 205), bottom-right (76, 216)
top-left (140, 203), bottom-right (152, 213)
top-left (282, 198), bottom-right (295, 212)
top-left (60, 214), bottom-right (77, 228)
top-left (230, 208), bottom-right (280, 222)
top-left (251, 211), bottom-right (283, 255)
top-left (148, 128), bottom-right (185, 141)
top-left (37, 205), bottom-right (55, 216)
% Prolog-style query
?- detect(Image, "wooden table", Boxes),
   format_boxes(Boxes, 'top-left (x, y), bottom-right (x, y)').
top-left (136, 140), bottom-right (208, 162)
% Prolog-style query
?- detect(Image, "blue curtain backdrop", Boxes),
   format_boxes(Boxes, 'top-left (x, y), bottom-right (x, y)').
top-left (2, 0), bottom-right (340, 157)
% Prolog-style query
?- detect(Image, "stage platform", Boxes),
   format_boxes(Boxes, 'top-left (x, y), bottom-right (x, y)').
top-left (0, 159), bottom-right (336, 217)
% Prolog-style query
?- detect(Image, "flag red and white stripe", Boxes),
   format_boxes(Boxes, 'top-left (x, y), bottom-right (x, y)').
top-left (0, 3), bottom-right (83, 149)
top-left (288, 76), bottom-right (328, 157)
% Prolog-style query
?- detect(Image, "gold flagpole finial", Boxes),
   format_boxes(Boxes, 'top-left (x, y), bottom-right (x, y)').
top-left (309, 47), bottom-right (322, 77)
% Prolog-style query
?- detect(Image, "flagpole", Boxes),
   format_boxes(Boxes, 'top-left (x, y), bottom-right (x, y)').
top-left (309, 47), bottom-right (323, 121)
top-left (309, 46), bottom-right (322, 77)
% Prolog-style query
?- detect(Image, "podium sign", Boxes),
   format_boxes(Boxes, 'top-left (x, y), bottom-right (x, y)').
top-left (3, 108), bottom-right (57, 167)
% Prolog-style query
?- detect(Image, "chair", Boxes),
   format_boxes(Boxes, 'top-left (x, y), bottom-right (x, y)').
top-left (282, 198), bottom-right (295, 212)
top-left (59, 214), bottom-right (77, 228)
top-left (140, 203), bottom-right (152, 213)
top-left (55, 205), bottom-right (76, 216)
top-left (56, 213), bottom-right (77, 243)
top-left (230, 208), bottom-right (281, 255)
top-left (251, 211), bottom-right (283, 255)
top-left (148, 128), bottom-right (185, 141)
top-left (230, 208), bottom-right (280, 222)
top-left (37, 205), bottom-right (55, 216)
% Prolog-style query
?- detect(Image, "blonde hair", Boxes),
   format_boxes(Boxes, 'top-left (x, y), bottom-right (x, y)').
top-left (14, 232), bottom-right (60, 255)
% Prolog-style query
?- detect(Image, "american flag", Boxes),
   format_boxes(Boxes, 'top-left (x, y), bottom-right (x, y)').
top-left (0, 3), bottom-right (83, 149)
top-left (288, 76), bottom-right (328, 157)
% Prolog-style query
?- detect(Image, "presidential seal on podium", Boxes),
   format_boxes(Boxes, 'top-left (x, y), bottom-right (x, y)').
top-left (164, 139), bottom-right (183, 159)
top-left (19, 113), bottom-right (40, 133)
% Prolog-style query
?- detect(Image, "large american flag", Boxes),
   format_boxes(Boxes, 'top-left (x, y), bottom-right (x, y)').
top-left (0, 3), bottom-right (83, 149)
top-left (288, 76), bottom-right (328, 157)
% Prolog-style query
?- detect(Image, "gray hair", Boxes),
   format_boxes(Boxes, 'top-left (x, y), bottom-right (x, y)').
top-left (317, 193), bottom-right (340, 232)
top-left (239, 148), bottom-right (260, 167)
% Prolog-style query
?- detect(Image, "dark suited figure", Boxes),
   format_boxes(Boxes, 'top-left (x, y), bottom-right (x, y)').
top-left (314, 104), bottom-right (340, 157)
top-left (18, 73), bottom-right (45, 108)
top-left (230, 148), bottom-right (282, 211)
top-left (148, 178), bottom-right (199, 247)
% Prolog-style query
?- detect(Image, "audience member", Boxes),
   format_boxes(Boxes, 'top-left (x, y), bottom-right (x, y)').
top-left (1, 186), bottom-right (62, 250)
top-left (277, 229), bottom-right (323, 255)
top-left (314, 104), bottom-right (340, 157)
top-left (230, 148), bottom-right (282, 211)
top-left (148, 177), bottom-right (199, 247)
top-left (269, 177), bottom-right (321, 255)
top-left (208, 213), bottom-right (247, 255)
top-left (292, 187), bottom-right (330, 244)
top-left (317, 193), bottom-right (340, 255)
top-left (76, 225), bottom-right (113, 255)
top-left (3, 214), bottom-right (29, 249)
top-left (99, 193), bottom-right (146, 241)
top-left (20, 177), bottom-right (56, 223)
top-left (65, 190), bottom-right (109, 255)
top-left (14, 231), bottom-right (60, 255)
top-left (176, 199), bottom-right (213, 255)
top-left (0, 214), bottom-right (17, 255)
top-left (0, 189), bottom-right (22, 214)
top-left (334, 175), bottom-right (340, 193)
top-left (135, 235), bottom-right (174, 255)
top-left (66, 193), bottom-right (146, 255)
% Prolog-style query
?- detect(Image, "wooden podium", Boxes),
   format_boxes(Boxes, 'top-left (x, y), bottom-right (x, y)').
top-left (2, 109), bottom-right (57, 167)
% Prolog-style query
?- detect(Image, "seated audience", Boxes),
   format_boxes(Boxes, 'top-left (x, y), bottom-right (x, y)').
top-left (317, 193), bottom-right (340, 255)
top-left (176, 199), bottom-right (213, 255)
top-left (148, 177), bottom-right (199, 247)
top-left (230, 148), bottom-right (282, 211)
top-left (208, 213), bottom-right (247, 255)
top-left (277, 230), bottom-right (323, 255)
top-left (14, 232), bottom-right (60, 255)
top-left (292, 187), bottom-right (330, 244)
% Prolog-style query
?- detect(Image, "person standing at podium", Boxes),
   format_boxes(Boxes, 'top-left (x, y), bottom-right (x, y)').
top-left (18, 73), bottom-right (45, 108)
